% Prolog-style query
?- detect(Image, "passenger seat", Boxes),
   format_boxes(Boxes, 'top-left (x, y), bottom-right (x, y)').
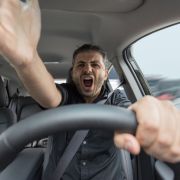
top-left (0, 76), bottom-right (16, 134)
top-left (7, 79), bottom-right (43, 121)
top-left (11, 96), bottom-right (43, 121)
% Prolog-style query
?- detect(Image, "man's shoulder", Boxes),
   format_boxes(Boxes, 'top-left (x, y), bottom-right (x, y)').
top-left (56, 83), bottom-right (75, 93)
top-left (56, 83), bottom-right (74, 105)
top-left (56, 83), bottom-right (83, 105)
top-left (110, 89), bottom-right (131, 107)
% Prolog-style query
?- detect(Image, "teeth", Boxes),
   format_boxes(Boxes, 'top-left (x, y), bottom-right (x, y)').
top-left (84, 77), bottom-right (92, 80)
top-left (83, 76), bottom-right (93, 80)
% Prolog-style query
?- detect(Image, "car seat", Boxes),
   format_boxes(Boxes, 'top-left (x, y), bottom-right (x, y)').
top-left (0, 76), bottom-right (16, 134)
top-left (0, 79), bottom-right (45, 179)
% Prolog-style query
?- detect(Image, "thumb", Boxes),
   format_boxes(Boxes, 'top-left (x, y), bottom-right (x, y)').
top-left (114, 132), bottom-right (140, 155)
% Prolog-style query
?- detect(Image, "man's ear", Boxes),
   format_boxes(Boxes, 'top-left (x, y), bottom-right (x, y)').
top-left (104, 69), bottom-right (108, 80)
top-left (70, 67), bottom-right (73, 76)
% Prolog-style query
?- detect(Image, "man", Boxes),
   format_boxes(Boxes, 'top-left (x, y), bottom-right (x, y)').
top-left (43, 44), bottom-right (131, 179)
top-left (0, 0), bottom-right (180, 169)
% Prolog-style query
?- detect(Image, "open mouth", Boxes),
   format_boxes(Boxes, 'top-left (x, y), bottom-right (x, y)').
top-left (82, 77), bottom-right (93, 88)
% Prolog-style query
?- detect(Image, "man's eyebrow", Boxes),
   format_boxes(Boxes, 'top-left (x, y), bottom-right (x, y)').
top-left (76, 60), bottom-right (101, 64)
top-left (90, 60), bottom-right (100, 63)
top-left (76, 60), bottom-right (86, 64)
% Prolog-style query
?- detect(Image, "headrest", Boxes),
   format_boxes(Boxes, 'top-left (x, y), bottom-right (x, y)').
top-left (0, 77), bottom-right (9, 107)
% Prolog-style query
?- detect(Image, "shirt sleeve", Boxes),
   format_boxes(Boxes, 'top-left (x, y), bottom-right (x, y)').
top-left (56, 83), bottom-right (69, 106)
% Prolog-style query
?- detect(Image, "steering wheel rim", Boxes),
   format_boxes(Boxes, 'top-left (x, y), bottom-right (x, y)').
top-left (0, 104), bottom-right (137, 171)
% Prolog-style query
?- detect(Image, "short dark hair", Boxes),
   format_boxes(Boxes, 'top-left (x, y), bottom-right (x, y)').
top-left (72, 44), bottom-right (107, 64)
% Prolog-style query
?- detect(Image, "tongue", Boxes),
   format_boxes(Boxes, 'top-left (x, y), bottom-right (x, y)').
top-left (84, 80), bottom-right (92, 87)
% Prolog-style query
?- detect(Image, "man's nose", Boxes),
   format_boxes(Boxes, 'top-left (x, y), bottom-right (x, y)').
top-left (83, 63), bottom-right (92, 73)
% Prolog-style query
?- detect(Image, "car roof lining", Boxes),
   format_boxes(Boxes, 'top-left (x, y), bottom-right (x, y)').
top-left (0, 0), bottom-right (180, 91)
top-left (39, 0), bottom-right (143, 13)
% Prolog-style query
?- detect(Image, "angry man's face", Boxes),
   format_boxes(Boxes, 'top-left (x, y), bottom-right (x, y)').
top-left (72, 51), bottom-right (108, 103)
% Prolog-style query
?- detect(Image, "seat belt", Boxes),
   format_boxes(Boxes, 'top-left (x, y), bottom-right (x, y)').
top-left (51, 91), bottom-right (114, 180)
top-left (51, 130), bottom-right (89, 180)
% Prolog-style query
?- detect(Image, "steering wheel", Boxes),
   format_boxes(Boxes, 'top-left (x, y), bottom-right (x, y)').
top-left (0, 104), bottom-right (137, 171)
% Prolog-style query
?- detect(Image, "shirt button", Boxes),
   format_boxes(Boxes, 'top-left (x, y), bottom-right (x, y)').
top-left (83, 140), bottom-right (87, 145)
top-left (82, 161), bottom-right (86, 166)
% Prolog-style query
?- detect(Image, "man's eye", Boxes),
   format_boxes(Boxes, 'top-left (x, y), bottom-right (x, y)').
top-left (92, 63), bottom-right (100, 68)
top-left (77, 64), bottom-right (84, 68)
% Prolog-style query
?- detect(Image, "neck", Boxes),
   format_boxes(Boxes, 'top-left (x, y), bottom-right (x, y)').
top-left (84, 95), bottom-right (98, 103)
top-left (83, 89), bottom-right (102, 103)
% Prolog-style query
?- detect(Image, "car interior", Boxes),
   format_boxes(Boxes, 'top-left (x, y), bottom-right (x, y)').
top-left (0, 0), bottom-right (180, 179)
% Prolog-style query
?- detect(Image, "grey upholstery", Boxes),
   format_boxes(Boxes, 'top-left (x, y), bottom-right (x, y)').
top-left (9, 96), bottom-right (43, 121)
top-left (0, 77), bottom-right (9, 107)
top-left (0, 148), bottom-right (44, 180)
top-left (17, 96), bottom-right (43, 120)
top-left (0, 77), bottom-right (16, 134)
top-left (119, 150), bottom-right (134, 180)
top-left (6, 80), bottom-right (19, 99)
top-left (0, 109), bottom-right (16, 134)
top-left (0, 89), bottom-right (45, 179)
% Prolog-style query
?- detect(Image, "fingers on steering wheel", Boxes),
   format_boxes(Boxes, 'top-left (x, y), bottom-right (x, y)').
top-left (114, 132), bottom-right (140, 154)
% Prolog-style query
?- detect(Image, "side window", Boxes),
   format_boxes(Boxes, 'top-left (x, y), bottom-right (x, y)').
top-left (108, 66), bottom-right (124, 91)
top-left (130, 24), bottom-right (180, 108)
top-left (55, 79), bottom-right (67, 84)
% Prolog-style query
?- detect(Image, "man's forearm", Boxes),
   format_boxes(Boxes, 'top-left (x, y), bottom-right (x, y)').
top-left (0, 0), bottom-right (59, 108)
top-left (15, 53), bottom-right (62, 108)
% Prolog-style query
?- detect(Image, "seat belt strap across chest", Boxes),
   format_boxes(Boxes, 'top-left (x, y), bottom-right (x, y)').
top-left (51, 130), bottom-right (89, 180)
top-left (51, 91), bottom-right (114, 180)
